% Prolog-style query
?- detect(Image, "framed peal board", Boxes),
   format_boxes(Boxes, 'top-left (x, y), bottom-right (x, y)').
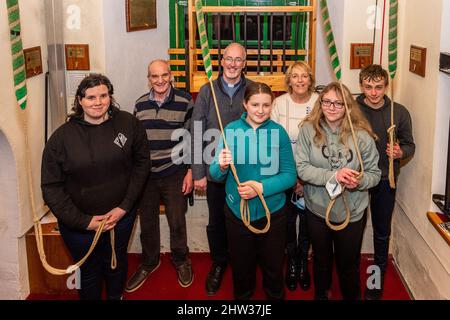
top-left (126, 0), bottom-right (157, 32)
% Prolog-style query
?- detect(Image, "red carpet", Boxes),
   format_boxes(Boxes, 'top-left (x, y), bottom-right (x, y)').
top-left (27, 253), bottom-right (410, 300)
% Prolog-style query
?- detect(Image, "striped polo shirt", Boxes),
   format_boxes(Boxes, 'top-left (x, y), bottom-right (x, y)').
top-left (134, 87), bottom-right (193, 179)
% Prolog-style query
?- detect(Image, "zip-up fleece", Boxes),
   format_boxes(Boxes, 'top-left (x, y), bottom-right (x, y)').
top-left (210, 113), bottom-right (297, 221)
top-left (191, 75), bottom-right (254, 181)
top-left (296, 121), bottom-right (381, 223)
top-left (41, 109), bottom-right (150, 230)
top-left (357, 95), bottom-right (415, 180)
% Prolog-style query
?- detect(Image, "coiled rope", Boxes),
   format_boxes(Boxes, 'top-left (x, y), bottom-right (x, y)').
top-left (320, 0), bottom-right (365, 231)
top-left (195, 0), bottom-right (270, 233)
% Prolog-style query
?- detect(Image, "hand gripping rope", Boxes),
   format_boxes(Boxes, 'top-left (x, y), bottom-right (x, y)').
top-left (195, 0), bottom-right (270, 234)
top-left (7, 0), bottom-right (117, 275)
top-left (320, 0), bottom-right (365, 231)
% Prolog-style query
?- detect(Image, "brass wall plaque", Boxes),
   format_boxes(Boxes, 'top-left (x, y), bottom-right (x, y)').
top-left (350, 43), bottom-right (374, 69)
top-left (65, 44), bottom-right (90, 71)
top-left (126, 0), bottom-right (157, 32)
top-left (24, 46), bottom-right (43, 78)
top-left (409, 45), bottom-right (427, 77)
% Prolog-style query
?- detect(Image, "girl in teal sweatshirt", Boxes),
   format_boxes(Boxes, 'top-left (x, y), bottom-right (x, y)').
top-left (210, 82), bottom-right (296, 300)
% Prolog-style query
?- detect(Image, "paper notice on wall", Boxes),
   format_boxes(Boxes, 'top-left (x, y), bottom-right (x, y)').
top-left (66, 71), bottom-right (90, 112)
top-left (67, 71), bottom-right (89, 96)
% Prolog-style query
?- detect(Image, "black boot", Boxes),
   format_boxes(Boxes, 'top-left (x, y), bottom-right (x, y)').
top-left (298, 257), bottom-right (311, 290)
top-left (285, 258), bottom-right (298, 291)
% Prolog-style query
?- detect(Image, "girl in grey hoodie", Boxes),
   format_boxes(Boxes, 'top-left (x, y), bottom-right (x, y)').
top-left (296, 82), bottom-right (381, 300)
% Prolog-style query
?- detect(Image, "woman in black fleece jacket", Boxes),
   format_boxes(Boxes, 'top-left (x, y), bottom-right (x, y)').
top-left (41, 74), bottom-right (150, 300)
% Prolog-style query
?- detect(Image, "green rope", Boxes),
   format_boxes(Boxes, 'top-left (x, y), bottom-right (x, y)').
top-left (6, 0), bottom-right (27, 110)
top-left (387, 0), bottom-right (398, 188)
top-left (388, 0), bottom-right (398, 79)
top-left (195, 0), bottom-right (213, 81)
top-left (319, 0), bottom-right (341, 80)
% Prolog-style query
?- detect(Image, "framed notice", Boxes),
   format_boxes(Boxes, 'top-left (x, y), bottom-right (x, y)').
top-left (65, 44), bottom-right (90, 71)
top-left (24, 46), bottom-right (43, 78)
top-left (409, 45), bottom-right (427, 77)
top-left (126, 0), bottom-right (157, 32)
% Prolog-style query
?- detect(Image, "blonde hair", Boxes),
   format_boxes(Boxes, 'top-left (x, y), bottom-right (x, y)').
top-left (302, 82), bottom-right (376, 147)
top-left (285, 61), bottom-right (315, 94)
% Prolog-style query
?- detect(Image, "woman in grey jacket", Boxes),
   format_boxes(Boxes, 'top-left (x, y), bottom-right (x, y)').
top-left (296, 82), bottom-right (381, 300)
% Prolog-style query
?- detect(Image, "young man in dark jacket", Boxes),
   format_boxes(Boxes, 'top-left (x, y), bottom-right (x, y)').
top-left (357, 64), bottom-right (415, 300)
top-left (191, 42), bottom-right (253, 296)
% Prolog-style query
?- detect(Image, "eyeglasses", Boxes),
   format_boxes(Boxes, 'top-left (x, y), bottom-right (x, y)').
top-left (290, 73), bottom-right (310, 81)
top-left (223, 56), bottom-right (245, 64)
top-left (321, 99), bottom-right (345, 109)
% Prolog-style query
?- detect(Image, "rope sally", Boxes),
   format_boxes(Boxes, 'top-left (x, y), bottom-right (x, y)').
top-left (319, 0), bottom-right (365, 231)
top-left (387, 0), bottom-right (398, 189)
top-left (6, 0), bottom-right (27, 110)
top-left (8, 0), bottom-right (117, 275)
top-left (195, 0), bottom-right (271, 234)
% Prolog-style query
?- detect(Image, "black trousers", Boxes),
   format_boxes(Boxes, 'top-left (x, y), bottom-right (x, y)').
top-left (206, 180), bottom-right (229, 268)
top-left (286, 190), bottom-right (309, 262)
top-left (369, 179), bottom-right (396, 275)
top-left (139, 169), bottom-right (189, 269)
top-left (225, 205), bottom-right (287, 300)
top-left (306, 208), bottom-right (366, 300)
top-left (59, 208), bottom-right (136, 300)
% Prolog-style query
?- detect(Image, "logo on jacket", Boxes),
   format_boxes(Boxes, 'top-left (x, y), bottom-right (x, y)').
top-left (114, 133), bottom-right (127, 148)
top-left (322, 145), bottom-right (353, 170)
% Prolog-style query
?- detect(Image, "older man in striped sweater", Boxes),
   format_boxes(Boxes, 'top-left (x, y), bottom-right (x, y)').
top-left (126, 59), bottom-right (194, 292)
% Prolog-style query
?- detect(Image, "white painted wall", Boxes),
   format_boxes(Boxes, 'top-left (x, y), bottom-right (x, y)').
top-left (315, 0), bottom-right (343, 86)
top-left (103, 0), bottom-right (170, 113)
top-left (0, 0), bottom-right (48, 299)
top-left (391, 0), bottom-right (450, 299)
top-left (63, 0), bottom-right (107, 110)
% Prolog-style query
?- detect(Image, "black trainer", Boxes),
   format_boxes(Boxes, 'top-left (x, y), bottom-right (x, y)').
top-left (285, 259), bottom-right (298, 291)
top-left (364, 287), bottom-right (383, 300)
top-left (205, 264), bottom-right (225, 296)
top-left (298, 259), bottom-right (311, 290)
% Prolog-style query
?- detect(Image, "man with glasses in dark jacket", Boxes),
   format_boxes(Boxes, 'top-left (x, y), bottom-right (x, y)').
top-left (191, 43), bottom-right (254, 296)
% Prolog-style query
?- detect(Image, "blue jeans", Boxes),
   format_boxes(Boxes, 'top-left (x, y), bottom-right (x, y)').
top-left (369, 180), bottom-right (396, 275)
top-left (59, 208), bottom-right (137, 300)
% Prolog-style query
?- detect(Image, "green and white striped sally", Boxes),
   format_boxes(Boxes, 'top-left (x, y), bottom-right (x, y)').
top-left (387, 0), bottom-right (398, 189)
top-left (388, 0), bottom-right (398, 79)
top-left (6, 0), bottom-right (27, 110)
top-left (319, 0), bottom-right (341, 80)
top-left (194, 0), bottom-right (213, 81)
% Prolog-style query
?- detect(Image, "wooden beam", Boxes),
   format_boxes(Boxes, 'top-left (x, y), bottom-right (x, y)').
top-left (171, 70), bottom-right (186, 77)
top-left (188, 0), bottom-right (195, 90)
top-left (192, 72), bottom-right (287, 93)
top-left (309, 0), bottom-right (318, 75)
top-left (169, 48), bottom-right (307, 56)
top-left (192, 6), bottom-right (314, 13)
